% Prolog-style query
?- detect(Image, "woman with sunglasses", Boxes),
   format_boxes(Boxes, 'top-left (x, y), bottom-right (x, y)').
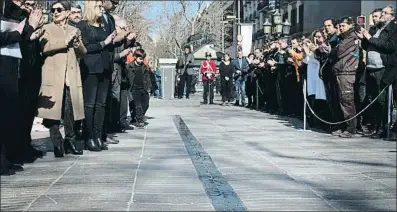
top-left (36, 1), bottom-right (87, 157)
top-left (77, 0), bottom-right (116, 151)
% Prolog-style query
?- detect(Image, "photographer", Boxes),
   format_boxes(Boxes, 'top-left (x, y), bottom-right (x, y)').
top-left (246, 53), bottom-right (257, 108)
top-left (358, 5), bottom-right (397, 140)
top-left (264, 42), bottom-right (280, 113)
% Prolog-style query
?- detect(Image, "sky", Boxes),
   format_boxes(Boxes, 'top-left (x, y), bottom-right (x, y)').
top-left (143, 1), bottom-right (209, 39)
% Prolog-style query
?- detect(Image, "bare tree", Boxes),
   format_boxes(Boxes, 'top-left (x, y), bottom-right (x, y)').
top-left (194, 1), bottom-right (234, 50)
top-left (152, 1), bottom-right (192, 59)
top-left (113, 0), bottom-right (156, 60)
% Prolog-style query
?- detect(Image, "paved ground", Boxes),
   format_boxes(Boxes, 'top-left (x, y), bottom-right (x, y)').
top-left (1, 94), bottom-right (396, 211)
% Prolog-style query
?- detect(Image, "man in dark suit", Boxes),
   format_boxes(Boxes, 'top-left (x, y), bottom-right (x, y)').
top-left (176, 45), bottom-right (195, 99)
top-left (358, 5), bottom-right (397, 140)
top-left (0, 0), bottom-right (41, 174)
top-left (101, 0), bottom-right (120, 145)
top-left (231, 51), bottom-right (249, 106)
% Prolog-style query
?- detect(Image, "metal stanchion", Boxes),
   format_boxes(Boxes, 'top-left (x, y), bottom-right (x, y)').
top-left (303, 79), bottom-right (307, 131)
top-left (387, 85), bottom-right (393, 140)
top-left (256, 80), bottom-right (259, 110)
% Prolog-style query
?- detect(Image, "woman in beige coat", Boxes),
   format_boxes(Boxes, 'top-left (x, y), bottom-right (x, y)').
top-left (37, 1), bottom-right (86, 157)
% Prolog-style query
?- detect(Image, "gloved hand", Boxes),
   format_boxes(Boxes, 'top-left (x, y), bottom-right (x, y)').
top-left (225, 76), bottom-right (229, 81)
top-left (236, 70), bottom-right (241, 74)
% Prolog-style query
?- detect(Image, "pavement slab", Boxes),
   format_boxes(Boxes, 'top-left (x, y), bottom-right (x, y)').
top-left (1, 95), bottom-right (396, 211)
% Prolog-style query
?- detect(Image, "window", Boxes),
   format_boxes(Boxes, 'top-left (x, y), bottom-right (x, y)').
top-left (298, 4), bottom-right (304, 32)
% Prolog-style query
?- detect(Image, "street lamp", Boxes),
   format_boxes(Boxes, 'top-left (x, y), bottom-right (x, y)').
top-left (263, 18), bottom-right (272, 35)
top-left (275, 22), bottom-right (283, 34)
top-left (272, 9), bottom-right (282, 25)
top-left (282, 19), bottom-right (291, 36)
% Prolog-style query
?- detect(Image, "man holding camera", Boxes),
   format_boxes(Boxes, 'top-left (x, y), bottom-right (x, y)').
top-left (358, 5), bottom-right (397, 140)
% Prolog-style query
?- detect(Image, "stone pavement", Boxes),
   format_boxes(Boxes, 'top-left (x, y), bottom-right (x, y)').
top-left (1, 94), bottom-right (396, 211)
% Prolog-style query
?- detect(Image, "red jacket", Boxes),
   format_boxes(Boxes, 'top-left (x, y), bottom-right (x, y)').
top-left (200, 60), bottom-right (217, 81)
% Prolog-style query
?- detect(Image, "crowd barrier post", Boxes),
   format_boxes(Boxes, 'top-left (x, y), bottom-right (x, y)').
top-left (387, 85), bottom-right (393, 140)
top-left (256, 80), bottom-right (259, 110)
top-left (303, 79), bottom-right (307, 131)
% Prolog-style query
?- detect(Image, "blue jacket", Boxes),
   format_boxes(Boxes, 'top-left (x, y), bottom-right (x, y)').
top-left (232, 57), bottom-right (249, 81)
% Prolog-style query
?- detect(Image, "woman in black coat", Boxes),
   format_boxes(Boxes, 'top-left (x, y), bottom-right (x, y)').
top-left (78, 0), bottom-right (116, 151)
top-left (219, 53), bottom-right (235, 105)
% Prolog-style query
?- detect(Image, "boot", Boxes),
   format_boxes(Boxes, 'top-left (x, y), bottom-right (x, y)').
top-left (96, 138), bottom-right (108, 150)
top-left (0, 150), bottom-right (15, 176)
top-left (85, 139), bottom-right (101, 151)
top-left (64, 139), bottom-right (83, 155)
top-left (84, 105), bottom-right (101, 151)
top-left (93, 106), bottom-right (108, 151)
top-left (49, 125), bottom-right (64, 158)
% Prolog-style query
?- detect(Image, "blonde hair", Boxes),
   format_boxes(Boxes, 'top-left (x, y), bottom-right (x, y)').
top-left (84, 0), bottom-right (102, 25)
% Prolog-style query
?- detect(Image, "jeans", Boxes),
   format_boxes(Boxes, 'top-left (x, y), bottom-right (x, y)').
top-left (82, 73), bottom-right (110, 140)
top-left (155, 78), bottom-right (161, 97)
top-left (235, 79), bottom-right (246, 104)
top-left (120, 88), bottom-right (129, 126)
top-left (131, 88), bottom-right (149, 123)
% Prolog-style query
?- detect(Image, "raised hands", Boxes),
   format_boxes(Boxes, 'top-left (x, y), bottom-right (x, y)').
top-left (30, 28), bottom-right (45, 40)
top-left (104, 31), bottom-right (117, 45)
top-left (126, 32), bottom-right (137, 41)
top-left (120, 48), bottom-right (132, 57)
top-left (28, 9), bottom-right (43, 30)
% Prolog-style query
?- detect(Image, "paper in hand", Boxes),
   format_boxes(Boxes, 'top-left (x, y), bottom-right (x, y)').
top-left (0, 19), bottom-right (25, 59)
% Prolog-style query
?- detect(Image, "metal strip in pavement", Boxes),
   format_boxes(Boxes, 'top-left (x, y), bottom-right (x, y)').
top-left (172, 115), bottom-right (247, 211)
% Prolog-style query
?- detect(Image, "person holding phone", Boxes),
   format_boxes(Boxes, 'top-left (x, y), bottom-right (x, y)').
top-left (78, 0), bottom-right (117, 151)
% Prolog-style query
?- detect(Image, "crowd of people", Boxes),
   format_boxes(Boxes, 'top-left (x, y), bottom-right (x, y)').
top-left (0, 0), bottom-right (158, 176)
top-left (1, 0), bottom-right (396, 177)
top-left (200, 5), bottom-right (396, 140)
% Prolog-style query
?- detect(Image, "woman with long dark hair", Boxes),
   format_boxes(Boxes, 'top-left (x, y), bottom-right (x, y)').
top-left (219, 53), bottom-right (235, 106)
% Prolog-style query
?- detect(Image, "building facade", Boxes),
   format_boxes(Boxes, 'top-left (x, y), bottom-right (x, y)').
top-left (241, 0), bottom-right (396, 49)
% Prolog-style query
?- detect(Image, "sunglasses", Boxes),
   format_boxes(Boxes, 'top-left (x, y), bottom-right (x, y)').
top-left (51, 7), bottom-right (65, 13)
top-left (25, 2), bottom-right (36, 7)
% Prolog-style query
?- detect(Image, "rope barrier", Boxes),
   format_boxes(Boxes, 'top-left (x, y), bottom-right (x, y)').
top-left (303, 79), bottom-right (389, 125)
